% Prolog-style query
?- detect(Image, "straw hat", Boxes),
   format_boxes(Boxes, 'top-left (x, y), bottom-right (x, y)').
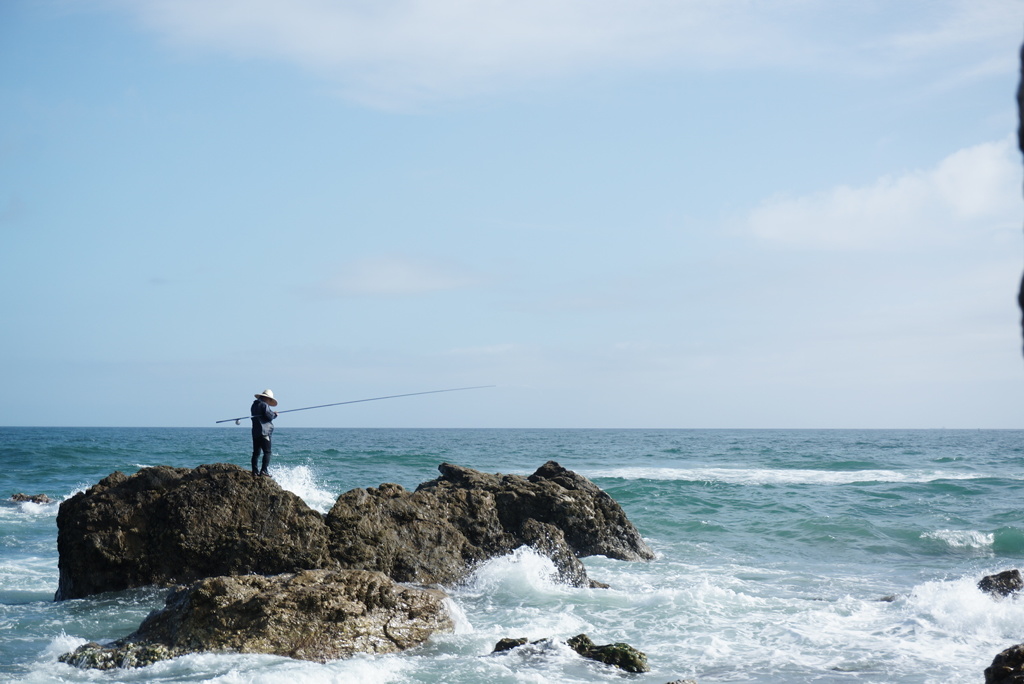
top-left (255, 389), bottom-right (278, 407)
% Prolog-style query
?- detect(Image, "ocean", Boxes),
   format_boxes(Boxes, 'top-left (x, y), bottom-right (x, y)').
top-left (2, 427), bottom-right (1023, 683)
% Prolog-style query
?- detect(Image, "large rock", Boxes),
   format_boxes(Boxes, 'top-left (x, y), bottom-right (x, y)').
top-left (325, 460), bottom-right (654, 587)
top-left (59, 569), bottom-right (453, 668)
top-left (56, 460), bottom-right (651, 600)
top-left (56, 464), bottom-right (333, 600)
top-left (986, 643), bottom-right (1024, 684)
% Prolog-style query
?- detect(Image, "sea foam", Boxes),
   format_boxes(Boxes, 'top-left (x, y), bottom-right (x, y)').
top-left (459, 547), bottom-right (564, 598)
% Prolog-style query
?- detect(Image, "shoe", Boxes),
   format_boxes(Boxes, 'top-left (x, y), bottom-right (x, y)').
top-left (259, 470), bottom-right (270, 477)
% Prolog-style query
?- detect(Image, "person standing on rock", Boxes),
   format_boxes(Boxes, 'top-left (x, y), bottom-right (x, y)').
top-left (251, 389), bottom-right (278, 477)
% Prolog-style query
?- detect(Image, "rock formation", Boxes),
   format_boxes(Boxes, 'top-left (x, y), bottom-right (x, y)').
top-left (325, 460), bottom-right (654, 587)
top-left (55, 464), bottom-right (334, 600)
top-left (56, 460), bottom-right (651, 600)
top-left (59, 569), bottom-right (452, 668)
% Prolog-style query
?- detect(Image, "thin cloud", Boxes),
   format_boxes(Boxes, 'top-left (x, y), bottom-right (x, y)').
top-left (447, 343), bottom-right (520, 356)
top-left (746, 136), bottom-right (1021, 250)
top-left (96, 0), bottom-right (1021, 106)
top-left (882, 0), bottom-right (1022, 56)
top-left (318, 255), bottom-right (479, 297)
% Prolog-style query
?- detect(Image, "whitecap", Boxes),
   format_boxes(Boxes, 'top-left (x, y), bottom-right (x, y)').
top-left (588, 466), bottom-right (986, 486)
top-left (921, 529), bottom-right (994, 549)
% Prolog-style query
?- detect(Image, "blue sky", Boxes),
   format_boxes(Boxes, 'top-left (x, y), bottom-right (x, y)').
top-left (2, 0), bottom-right (1023, 428)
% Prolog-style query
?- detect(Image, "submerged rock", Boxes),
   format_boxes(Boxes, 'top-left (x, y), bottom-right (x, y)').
top-left (979, 569), bottom-right (1024, 598)
top-left (55, 464), bottom-right (333, 600)
top-left (325, 460), bottom-right (653, 588)
top-left (59, 569), bottom-right (453, 668)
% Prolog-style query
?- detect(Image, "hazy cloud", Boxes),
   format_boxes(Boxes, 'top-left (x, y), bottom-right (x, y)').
top-left (747, 136), bottom-right (1021, 250)
top-left (319, 255), bottom-right (478, 296)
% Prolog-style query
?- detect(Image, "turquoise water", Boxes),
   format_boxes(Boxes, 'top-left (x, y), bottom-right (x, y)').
top-left (2, 427), bottom-right (1024, 682)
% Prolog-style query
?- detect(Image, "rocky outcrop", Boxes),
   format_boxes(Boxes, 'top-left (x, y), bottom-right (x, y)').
top-left (56, 460), bottom-right (651, 600)
top-left (55, 464), bottom-right (334, 600)
top-left (491, 633), bottom-right (650, 673)
top-left (979, 569), bottom-right (1023, 598)
top-left (59, 569), bottom-right (452, 668)
top-left (325, 460), bottom-right (654, 587)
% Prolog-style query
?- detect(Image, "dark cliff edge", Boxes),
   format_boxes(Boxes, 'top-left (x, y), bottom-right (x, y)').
top-left (1018, 42), bottom-right (1024, 355)
top-left (986, 40), bottom-right (1024, 684)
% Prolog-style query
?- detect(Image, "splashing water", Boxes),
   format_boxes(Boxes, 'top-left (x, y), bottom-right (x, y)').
top-left (268, 464), bottom-right (339, 513)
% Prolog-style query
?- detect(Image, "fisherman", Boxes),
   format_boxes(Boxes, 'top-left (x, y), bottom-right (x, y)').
top-left (250, 389), bottom-right (278, 477)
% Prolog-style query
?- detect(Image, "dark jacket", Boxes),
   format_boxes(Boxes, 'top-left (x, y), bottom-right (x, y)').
top-left (250, 399), bottom-right (276, 438)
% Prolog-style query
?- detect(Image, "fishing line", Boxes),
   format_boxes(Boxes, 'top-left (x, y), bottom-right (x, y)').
top-left (216, 385), bottom-right (495, 424)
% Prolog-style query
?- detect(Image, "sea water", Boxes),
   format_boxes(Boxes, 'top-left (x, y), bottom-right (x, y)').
top-left (2, 427), bottom-right (1023, 683)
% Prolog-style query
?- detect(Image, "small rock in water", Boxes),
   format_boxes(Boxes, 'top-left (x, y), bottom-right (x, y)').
top-left (978, 569), bottom-right (1024, 598)
top-left (492, 637), bottom-right (529, 653)
top-left (566, 633), bottom-right (650, 673)
top-left (491, 633), bottom-right (650, 673)
top-left (10, 493), bottom-right (54, 504)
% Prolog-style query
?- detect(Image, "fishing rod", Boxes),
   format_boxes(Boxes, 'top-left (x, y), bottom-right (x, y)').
top-left (215, 385), bottom-right (495, 424)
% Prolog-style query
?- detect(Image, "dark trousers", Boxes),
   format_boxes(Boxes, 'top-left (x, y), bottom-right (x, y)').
top-left (251, 433), bottom-right (271, 474)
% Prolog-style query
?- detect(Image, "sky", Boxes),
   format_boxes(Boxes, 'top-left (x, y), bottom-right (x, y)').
top-left (2, 0), bottom-right (1023, 429)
